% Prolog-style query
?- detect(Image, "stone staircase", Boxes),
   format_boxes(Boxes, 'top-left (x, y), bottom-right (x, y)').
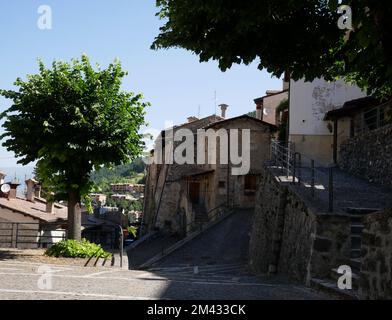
top-left (311, 207), bottom-right (380, 299)
top-left (194, 204), bottom-right (209, 224)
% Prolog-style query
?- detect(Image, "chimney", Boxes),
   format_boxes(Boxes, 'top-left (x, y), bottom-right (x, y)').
top-left (46, 202), bottom-right (55, 214)
top-left (8, 180), bottom-right (20, 200)
top-left (25, 179), bottom-right (38, 202)
top-left (34, 184), bottom-right (42, 198)
top-left (46, 193), bottom-right (55, 214)
top-left (187, 116), bottom-right (199, 123)
top-left (219, 104), bottom-right (228, 118)
top-left (256, 100), bottom-right (263, 120)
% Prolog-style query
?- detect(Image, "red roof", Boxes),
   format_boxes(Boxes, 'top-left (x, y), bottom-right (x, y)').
top-left (0, 197), bottom-right (67, 223)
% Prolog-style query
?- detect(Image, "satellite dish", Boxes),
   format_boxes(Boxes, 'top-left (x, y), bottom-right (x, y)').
top-left (263, 108), bottom-right (270, 116)
top-left (1, 184), bottom-right (11, 194)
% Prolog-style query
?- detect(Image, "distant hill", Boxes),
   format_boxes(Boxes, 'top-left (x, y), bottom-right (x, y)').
top-left (90, 158), bottom-right (147, 193)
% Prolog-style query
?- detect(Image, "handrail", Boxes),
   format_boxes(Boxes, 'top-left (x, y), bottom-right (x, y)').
top-left (0, 221), bottom-right (121, 250)
top-left (270, 140), bottom-right (335, 213)
top-left (158, 204), bottom-right (229, 257)
top-left (117, 224), bottom-right (124, 268)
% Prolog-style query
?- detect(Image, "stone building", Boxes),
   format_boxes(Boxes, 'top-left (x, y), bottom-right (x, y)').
top-left (324, 97), bottom-right (392, 185)
top-left (289, 78), bottom-right (366, 165)
top-left (254, 90), bottom-right (289, 126)
top-left (0, 176), bottom-right (68, 248)
top-left (142, 106), bottom-right (276, 236)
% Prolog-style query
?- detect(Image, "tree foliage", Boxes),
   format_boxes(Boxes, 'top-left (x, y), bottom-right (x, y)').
top-left (0, 55), bottom-right (149, 239)
top-left (152, 0), bottom-right (392, 98)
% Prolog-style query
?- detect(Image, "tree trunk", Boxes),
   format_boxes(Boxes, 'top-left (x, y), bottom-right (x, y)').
top-left (67, 190), bottom-right (82, 241)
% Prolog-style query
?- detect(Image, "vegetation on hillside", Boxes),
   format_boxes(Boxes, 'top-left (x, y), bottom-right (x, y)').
top-left (90, 158), bottom-right (146, 193)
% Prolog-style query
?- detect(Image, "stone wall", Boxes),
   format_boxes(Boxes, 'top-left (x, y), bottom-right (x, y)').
top-left (360, 209), bottom-right (392, 300)
top-left (248, 170), bottom-right (285, 274)
top-left (339, 124), bottom-right (392, 186)
top-left (249, 167), bottom-right (351, 283)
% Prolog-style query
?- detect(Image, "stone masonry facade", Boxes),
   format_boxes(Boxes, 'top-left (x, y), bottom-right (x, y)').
top-left (360, 209), bottom-right (392, 299)
top-left (249, 167), bottom-right (351, 284)
top-left (339, 124), bottom-right (392, 187)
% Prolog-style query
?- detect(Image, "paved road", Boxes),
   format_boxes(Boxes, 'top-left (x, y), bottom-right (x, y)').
top-left (0, 209), bottom-right (331, 300)
top-left (0, 260), bottom-right (329, 300)
top-left (154, 208), bottom-right (254, 268)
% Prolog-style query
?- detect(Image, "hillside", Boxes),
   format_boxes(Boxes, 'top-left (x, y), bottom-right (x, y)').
top-left (90, 158), bottom-right (146, 193)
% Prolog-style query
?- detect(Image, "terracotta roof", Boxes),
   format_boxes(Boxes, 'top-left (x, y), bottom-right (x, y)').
top-left (204, 115), bottom-right (278, 131)
top-left (160, 114), bottom-right (224, 134)
top-left (182, 169), bottom-right (215, 178)
top-left (0, 197), bottom-right (67, 223)
top-left (324, 97), bottom-right (385, 120)
top-left (254, 90), bottom-right (289, 103)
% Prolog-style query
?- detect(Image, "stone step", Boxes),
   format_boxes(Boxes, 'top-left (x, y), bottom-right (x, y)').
top-left (350, 216), bottom-right (363, 225)
top-left (331, 267), bottom-right (360, 279)
top-left (345, 207), bottom-right (381, 215)
top-left (310, 278), bottom-right (358, 300)
top-left (350, 258), bottom-right (361, 272)
top-left (351, 234), bottom-right (362, 249)
top-left (351, 248), bottom-right (362, 259)
top-left (351, 223), bottom-right (364, 235)
top-left (330, 268), bottom-right (359, 290)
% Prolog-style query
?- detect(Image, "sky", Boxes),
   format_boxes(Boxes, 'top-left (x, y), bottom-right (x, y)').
top-left (0, 0), bottom-right (282, 168)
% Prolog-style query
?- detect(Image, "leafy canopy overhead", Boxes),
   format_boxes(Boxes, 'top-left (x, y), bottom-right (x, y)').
top-left (0, 55), bottom-right (148, 200)
top-left (152, 0), bottom-right (392, 98)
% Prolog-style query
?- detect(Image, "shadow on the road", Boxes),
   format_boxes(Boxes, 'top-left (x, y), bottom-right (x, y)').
top-left (0, 249), bottom-right (27, 261)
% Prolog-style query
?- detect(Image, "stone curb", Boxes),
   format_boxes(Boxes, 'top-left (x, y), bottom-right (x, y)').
top-left (125, 231), bottom-right (158, 253)
top-left (309, 278), bottom-right (358, 300)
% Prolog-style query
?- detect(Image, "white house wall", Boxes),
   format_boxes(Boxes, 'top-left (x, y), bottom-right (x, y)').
top-left (289, 78), bottom-right (366, 165)
top-left (289, 78), bottom-right (366, 136)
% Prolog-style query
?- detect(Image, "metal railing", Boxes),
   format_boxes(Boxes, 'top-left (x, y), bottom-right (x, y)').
top-left (270, 140), bottom-right (334, 212)
top-left (0, 222), bottom-right (122, 251)
top-left (354, 103), bottom-right (390, 136)
top-left (158, 204), bottom-right (229, 256)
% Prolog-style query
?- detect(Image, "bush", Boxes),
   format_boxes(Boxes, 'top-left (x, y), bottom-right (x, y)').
top-left (45, 239), bottom-right (112, 259)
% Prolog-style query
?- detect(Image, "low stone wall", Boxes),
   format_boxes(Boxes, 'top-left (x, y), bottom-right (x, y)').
top-left (360, 209), bottom-right (392, 300)
top-left (248, 170), bottom-right (285, 275)
top-left (339, 124), bottom-right (392, 186)
top-left (249, 167), bottom-right (351, 284)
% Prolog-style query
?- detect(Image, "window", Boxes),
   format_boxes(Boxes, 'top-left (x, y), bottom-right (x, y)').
top-left (355, 104), bottom-right (389, 136)
top-left (244, 175), bottom-right (257, 195)
top-left (218, 181), bottom-right (226, 189)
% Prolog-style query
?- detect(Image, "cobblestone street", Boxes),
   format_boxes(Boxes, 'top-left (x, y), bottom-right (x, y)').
top-left (0, 260), bottom-right (329, 300)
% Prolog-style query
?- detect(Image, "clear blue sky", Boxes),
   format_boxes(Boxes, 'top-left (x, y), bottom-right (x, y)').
top-left (0, 0), bottom-right (282, 167)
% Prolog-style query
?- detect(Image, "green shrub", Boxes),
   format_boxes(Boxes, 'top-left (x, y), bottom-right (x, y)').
top-left (45, 239), bottom-right (112, 259)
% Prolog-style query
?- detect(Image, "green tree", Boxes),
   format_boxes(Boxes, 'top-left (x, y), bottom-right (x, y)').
top-left (0, 55), bottom-right (149, 240)
top-left (152, 0), bottom-right (392, 98)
